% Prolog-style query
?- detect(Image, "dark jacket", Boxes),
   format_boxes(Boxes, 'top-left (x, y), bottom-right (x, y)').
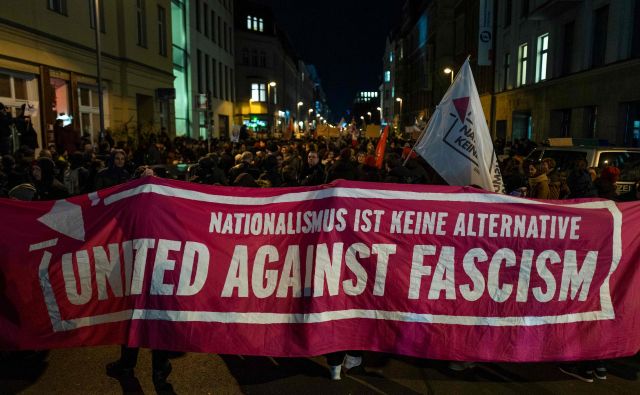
top-left (300, 163), bottom-right (326, 186)
top-left (95, 167), bottom-right (130, 190)
top-left (326, 159), bottom-right (358, 182)
top-left (567, 170), bottom-right (597, 198)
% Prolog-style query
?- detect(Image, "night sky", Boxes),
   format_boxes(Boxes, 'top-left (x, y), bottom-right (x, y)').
top-left (252, 0), bottom-right (402, 122)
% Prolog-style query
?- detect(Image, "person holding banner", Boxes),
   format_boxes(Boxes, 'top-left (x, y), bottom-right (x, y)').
top-left (106, 166), bottom-right (173, 390)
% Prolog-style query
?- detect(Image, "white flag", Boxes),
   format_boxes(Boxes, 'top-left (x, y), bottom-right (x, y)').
top-left (414, 59), bottom-right (504, 193)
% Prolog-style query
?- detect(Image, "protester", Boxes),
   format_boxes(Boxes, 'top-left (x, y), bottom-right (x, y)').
top-left (326, 148), bottom-right (358, 182)
top-left (527, 162), bottom-right (550, 199)
top-left (31, 157), bottom-right (68, 200)
top-left (15, 104), bottom-right (38, 150)
top-left (567, 159), bottom-right (597, 198)
top-left (95, 149), bottom-right (130, 190)
top-left (594, 166), bottom-right (620, 200)
top-left (0, 103), bottom-right (13, 155)
top-left (299, 150), bottom-right (325, 186)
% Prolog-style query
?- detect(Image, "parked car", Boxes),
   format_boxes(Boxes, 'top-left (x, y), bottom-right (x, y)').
top-left (526, 140), bottom-right (640, 195)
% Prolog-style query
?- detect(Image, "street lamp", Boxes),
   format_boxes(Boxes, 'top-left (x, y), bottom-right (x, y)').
top-left (396, 97), bottom-right (403, 130)
top-left (377, 106), bottom-right (383, 123)
top-left (444, 67), bottom-right (454, 85)
top-left (296, 101), bottom-right (303, 131)
top-left (267, 81), bottom-right (277, 133)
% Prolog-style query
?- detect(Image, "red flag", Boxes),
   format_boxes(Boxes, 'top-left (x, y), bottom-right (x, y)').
top-left (375, 126), bottom-right (389, 169)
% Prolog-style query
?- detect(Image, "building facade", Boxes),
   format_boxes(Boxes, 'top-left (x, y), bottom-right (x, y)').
top-left (494, 0), bottom-right (640, 145)
top-left (234, 0), bottom-right (322, 134)
top-left (172, 0), bottom-right (235, 139)
top-left (0, 0), bottom-right (175, 149)
top-left (382, 0), bottom-right (497, 135)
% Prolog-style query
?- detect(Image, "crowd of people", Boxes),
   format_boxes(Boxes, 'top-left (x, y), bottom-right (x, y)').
top-left (0, 123), bottom-right (637, 205)
top-left (1, 123), bottom-right (639, 387)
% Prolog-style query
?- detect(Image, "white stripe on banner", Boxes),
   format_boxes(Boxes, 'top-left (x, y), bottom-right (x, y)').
top-left (29, 238), bottom-right (58, 251)
top-left (58, 308), bottom-right (612, 331)
top-left (104, 182), bottom-right (614, 210)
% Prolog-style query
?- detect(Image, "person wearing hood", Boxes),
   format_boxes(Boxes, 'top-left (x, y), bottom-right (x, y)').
top-left (95, 149), bottom-right (130, 190)
top-left (31, 157), bottom-right (68, 200)
top-left (527, 162), bottom-right (550, 199)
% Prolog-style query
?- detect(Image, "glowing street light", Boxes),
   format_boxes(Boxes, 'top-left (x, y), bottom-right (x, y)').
top-left (444, 67), bottom-right (454, 85)
top-left (296, 101), bottom-right (303, 128)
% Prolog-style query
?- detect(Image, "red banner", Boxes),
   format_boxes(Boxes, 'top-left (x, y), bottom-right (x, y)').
top-left (1, 178), bottom-right (640, 362)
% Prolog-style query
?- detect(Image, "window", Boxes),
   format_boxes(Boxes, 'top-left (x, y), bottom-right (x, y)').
top-left (218, 61), bottom-right (223, 98)
top-left (592, 5), bottom-right (609, 67)
top-left (88, 0), bottom-right (105, 32)
top-left (0, 74), bottom-right (11, 97)
top-left (203, 3), bottom-right (208, 37)
top-left (242, 48), bottom-right (249, 65)
top-left (212, 59), bottom-right (217, 98)
top-left (389, 51), bottom-right (393, 63)
top-left (521, 0), bottom-right (529, 18)
top-left (48, 0), bottom-right (67, 15)
top-left (157, 6), bottom-right (167, 56)
top-left (224, 65), bottom-right (229, 101)
top-left (218, 16), bottom-right (222, 47)
top-left (229, 26), bottom-right (233, 55)
top-left (259, 51), bottom-right (266, 67)
top-left (562, 21), bottom-right (574, 75)
top-left (205, 54), bottom-right (210, 94)
top-left (78, 85), bottom-right (108, 144)
top-left (0, 74), bottom-right (28, 100)
top-left (247, 15), bottom-right (264, 32)
top-left (503, 52), bottom-right (511, 90)
top-left (224, 22), bottom-right (228, 51)
top-left (535, 33), bottom-right (549, 82)
top-left (136, 0), bottom-right (147, 47)
top-left (517, 43), bottom-right (528, 87)
top-left (251, 49), bottom-right (258, 66)
top-left (504, 0), bottom-right (512, 27)
top-left (251, 83), bottom-right (266, 102)
top-left (211, 10), bottom-right (216, 43)
top-left (384, 70), bottom-right (390, 82)
top-left (196, 0), bottom-right (201, 32)
top-left (197, 50), bottom-right (202, 92)
top-left (230, 68), bottom-right (235, 102)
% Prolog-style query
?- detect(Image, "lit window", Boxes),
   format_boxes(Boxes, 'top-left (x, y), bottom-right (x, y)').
top-left (390, 52), bottom-right (393, 63)
top-left (536, 33), bottom-right (549, 82)
top-left (247, 15), bottom-right (264, 32)
top-left (392, 86), bottom-right (395, 97)
top-left (251, 83), bottom-right (266, 102)
top-left (517, 43), bottom-right (528, 87)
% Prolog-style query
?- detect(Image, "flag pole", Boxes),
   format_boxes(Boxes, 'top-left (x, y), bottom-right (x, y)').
top-left (402, 107), bottom-right (436, 166)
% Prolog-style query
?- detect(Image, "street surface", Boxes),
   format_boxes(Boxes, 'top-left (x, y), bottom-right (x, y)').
top-left (1, 347), bottom-right (639, 394)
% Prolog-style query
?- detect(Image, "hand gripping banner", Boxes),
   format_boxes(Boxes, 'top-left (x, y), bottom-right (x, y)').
top-left (1, 178), bottom-right (640, 362)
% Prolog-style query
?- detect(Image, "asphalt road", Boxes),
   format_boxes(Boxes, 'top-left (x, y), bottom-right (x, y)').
top-left (1, 347), bottom-right (639, 394)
